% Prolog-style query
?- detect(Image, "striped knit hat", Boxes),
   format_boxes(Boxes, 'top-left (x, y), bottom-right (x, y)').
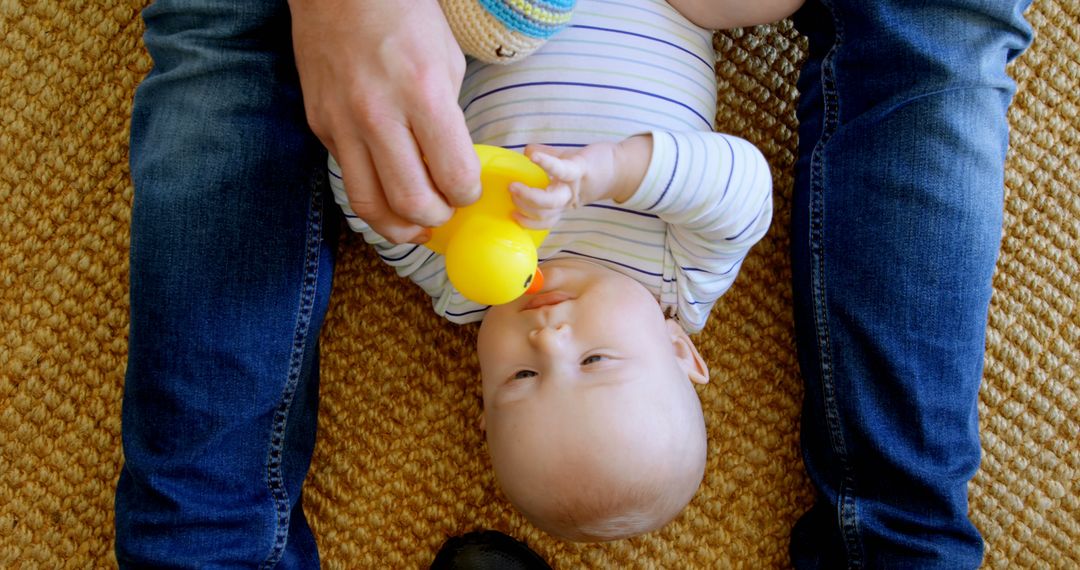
top-left (441, 0), bottom-right (576, 64)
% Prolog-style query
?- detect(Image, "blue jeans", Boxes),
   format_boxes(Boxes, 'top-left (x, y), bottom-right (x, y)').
top-left (789, 1), bottom-right (1031, 568)
top-left (115, 1), bottom-right (336, 567)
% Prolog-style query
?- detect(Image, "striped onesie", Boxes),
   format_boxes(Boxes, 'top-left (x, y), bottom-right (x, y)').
top-left (329, 0), bottom-right (773, 333)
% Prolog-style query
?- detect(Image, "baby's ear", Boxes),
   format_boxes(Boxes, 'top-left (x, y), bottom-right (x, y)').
top-left (666, 319), bottom-right (710, 384)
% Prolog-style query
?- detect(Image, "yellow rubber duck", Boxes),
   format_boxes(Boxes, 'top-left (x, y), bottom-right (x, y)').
top-left (425, 144), bottom-right (551, 306)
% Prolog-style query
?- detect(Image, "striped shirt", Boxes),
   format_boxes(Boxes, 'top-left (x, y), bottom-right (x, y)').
top-left (328, 0), bottom-right (772, 333)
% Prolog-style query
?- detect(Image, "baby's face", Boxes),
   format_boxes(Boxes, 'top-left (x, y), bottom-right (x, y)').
top-left (478, 258), bottom-right (681, 411)
top-left (477, 258), bottom-right (709, 539)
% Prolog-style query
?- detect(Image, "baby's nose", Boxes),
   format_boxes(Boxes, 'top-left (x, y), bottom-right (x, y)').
top-left (528, 324), bottom-right (569, 352)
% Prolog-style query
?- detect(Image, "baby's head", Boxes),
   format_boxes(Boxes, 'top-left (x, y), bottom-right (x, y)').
top-left (477, 258), bottom-right (710, 541)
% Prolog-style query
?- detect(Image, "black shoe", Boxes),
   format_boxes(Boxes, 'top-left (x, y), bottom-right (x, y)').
top-left (430, 530), bottom-right (552, 570)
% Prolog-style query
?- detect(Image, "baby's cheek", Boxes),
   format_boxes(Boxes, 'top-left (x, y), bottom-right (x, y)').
top-left (477, 315), bottom-right (524, 373)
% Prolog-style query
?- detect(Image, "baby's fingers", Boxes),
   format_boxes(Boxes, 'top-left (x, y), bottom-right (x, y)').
top-left (513, 210), bottom-right (563, 230)
top-left (510, 182), bottom-right (573, 230)
top-left (530, 151), bottom-right (584, 183)
top-left (509, 182), bottom-right (572, 212)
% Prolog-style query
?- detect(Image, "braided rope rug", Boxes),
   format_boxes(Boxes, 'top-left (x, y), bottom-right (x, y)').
top-left (1, 1), bottom-right (1076, 567)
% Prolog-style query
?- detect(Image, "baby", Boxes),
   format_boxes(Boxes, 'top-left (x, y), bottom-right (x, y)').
top-left (329, 0), bottom-right (794, 541)
top-left (476, 135), bottom-right (723, 541)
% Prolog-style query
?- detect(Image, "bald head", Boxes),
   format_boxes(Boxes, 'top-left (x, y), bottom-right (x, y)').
top-left (486, 363), bottom-right (707, 541)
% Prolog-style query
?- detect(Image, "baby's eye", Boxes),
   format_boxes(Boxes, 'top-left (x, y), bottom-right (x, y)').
top-left (581, 355), bottom-right (607, 366)
top-left (512, 370), bottom-right (537, 380)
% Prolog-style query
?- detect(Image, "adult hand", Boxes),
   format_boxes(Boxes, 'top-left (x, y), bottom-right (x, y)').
top-left (290, 0), bottom-right (480, 243)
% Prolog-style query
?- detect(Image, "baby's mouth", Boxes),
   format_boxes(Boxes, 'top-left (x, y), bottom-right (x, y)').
top-left (522, 291), bottom-right (573, 311)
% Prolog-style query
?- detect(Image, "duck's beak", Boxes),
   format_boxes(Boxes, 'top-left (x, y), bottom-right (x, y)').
top-left (524, 268), bottom-right (544, 294)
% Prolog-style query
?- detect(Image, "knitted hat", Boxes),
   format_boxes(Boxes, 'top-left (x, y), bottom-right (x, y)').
top-left (441, 0), bottom-right (576, 64)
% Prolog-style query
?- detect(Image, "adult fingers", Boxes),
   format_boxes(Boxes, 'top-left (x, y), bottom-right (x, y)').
top-left (411, 86), bottom-right (480, 208)
top-left (337, 136), bottom-right (430, 244)
top-left (364, 118), bottom-right (455, 230)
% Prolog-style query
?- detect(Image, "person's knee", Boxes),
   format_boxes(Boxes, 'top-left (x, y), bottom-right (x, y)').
top-left (824, 1), bottom-right (1032, 88)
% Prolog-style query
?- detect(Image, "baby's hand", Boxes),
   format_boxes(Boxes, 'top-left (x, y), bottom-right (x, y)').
top-left (507, 141), bottom-right (622, 228)
top-left (509, 145), bottom-right (584, 230)
top-left (511, 137), bottom-right (649, 229)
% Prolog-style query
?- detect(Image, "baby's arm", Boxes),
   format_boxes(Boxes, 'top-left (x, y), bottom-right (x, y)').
top-left (666, 0), bottom-right (804, 29)
top-left (632, 131), bottom-right (773, 331)
top-left (518, 131), bottom-right (773, 332)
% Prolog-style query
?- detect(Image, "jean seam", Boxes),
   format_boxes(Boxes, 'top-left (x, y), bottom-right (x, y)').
top-left (811, 2), bottom-right (863, 568)
top-left (260, 175), bottom-right (325, 569)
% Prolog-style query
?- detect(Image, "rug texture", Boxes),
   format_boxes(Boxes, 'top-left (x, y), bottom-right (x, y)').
top-left (1, 0), bottom-right (1076, 568)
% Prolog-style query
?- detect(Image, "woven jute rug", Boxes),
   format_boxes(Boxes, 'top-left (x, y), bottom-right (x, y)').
top-left (1, 1), bottom-right (1076, 568)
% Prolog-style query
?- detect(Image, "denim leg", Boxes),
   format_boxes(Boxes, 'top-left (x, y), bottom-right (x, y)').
top-left (115, 1), bottom-right (336, 567)
top-left (789, 1), bottom-right (1032, 568)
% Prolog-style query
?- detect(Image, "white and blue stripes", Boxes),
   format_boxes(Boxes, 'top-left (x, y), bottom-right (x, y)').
top-left (329, 0), bottom-right (772, 332)
top-left (623, 130), bottom-right (772, 331)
